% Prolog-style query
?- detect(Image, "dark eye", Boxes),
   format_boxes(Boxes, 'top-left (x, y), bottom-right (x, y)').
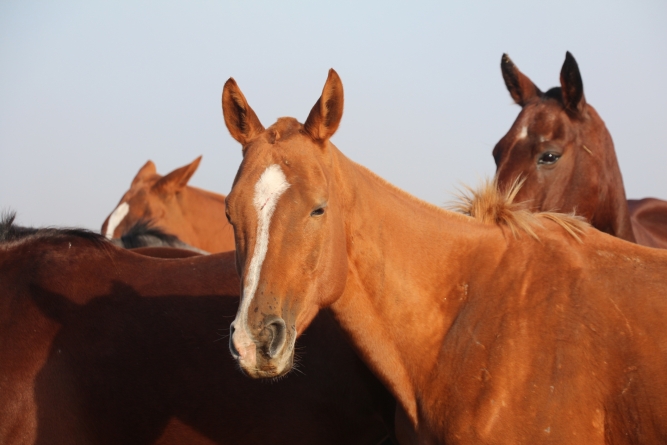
top-left (537, 152), bottom-right (561, 165)
top-left (311, 207), bottom-right (325, 217)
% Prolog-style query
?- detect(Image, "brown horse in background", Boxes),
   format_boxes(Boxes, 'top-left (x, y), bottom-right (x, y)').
top-left (101, 157), bottom-right (235, 253)
top-left (494, 52), bottom-right (667, 248)
top-left (223, 69), bottom-right (667, 444)
top-left (0, 215), bottom-right (397, 445)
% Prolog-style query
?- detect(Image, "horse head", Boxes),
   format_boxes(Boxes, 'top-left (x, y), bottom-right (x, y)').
top-left (223, 70), bottom-right (349, 378)
top-left (101, 156), bottom-right (210, 244)
top-left (493, 52), bottom-right (634, 241)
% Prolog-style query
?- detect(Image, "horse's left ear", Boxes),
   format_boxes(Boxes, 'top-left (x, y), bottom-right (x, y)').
top-left (131, 160), bottom-right (157, 186)
top-left (560, 52), bottom-right (586, 115)
top-left (304, 69), bottom-right (344, 143)
top-left (153, 156), bottom-right (202, 194)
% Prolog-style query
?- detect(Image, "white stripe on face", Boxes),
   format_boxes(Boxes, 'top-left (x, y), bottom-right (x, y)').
top-left (237, 164), bottom-right (290, 336)
top-left (517, 125), bottom-right (528, 140)
top-left (105, 202), bottom-right (129, 239)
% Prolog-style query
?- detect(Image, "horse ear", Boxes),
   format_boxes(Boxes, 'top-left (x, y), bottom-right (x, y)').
top-left (131, 160), bottom-right (157, 186)
top-left (152, 156), bottom-right (202, 194)
top-left (501, 54), bottom-right (541, 106)
top-left (222, 78), bottom-right (264, 146)
top-left (560, 51), bottom-right (586, 115)
top-left (304, 69), bottom-right (344, 143)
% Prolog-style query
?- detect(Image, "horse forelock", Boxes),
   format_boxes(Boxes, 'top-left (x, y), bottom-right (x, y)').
top-left (543, 87), bottom-right (562, 102)
top-left (449, 179), bottom-right (589, 242)
top-left (120, 219), bottom-right (179, 246)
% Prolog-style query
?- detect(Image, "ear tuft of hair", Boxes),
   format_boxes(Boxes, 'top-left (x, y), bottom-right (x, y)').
top-left (449, 178), bottom-right (588, 242)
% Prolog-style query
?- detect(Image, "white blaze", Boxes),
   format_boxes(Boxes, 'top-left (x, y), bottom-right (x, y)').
top-left (237, 164), bottom-right (290, 334)
top-left (517, 125), bottom-right (528, 140)
top-left (105, 202), bottom-right (129, 239)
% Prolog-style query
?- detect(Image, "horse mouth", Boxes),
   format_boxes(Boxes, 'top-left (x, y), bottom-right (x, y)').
top-left (238, 350), bottom-right (294, 379)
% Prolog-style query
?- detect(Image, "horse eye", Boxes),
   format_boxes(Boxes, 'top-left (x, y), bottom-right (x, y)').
top-left (311, 207), bottom-right (325, 217)
top-left (537, 152), bottom-right (561, 165)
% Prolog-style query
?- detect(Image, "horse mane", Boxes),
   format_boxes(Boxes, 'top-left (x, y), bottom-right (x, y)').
top-left (0, 211), bottom-right (108, 245)
top-left (116, 219), bottom-right (209, 254)
top-left (118, 219), bottom-right (181, 249)
top-left (449, 178), bottom-right (589, 242)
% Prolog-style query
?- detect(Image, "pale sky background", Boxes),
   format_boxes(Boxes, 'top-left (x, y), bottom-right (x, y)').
top-left (1, 1), bottom-right (665, 230)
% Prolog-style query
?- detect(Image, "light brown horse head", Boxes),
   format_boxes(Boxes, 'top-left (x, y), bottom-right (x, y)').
top-left (493, 52), bottom-right (633, 240)
top-left (101, 156), bottom-right (202, 240)
top-left (224, 70), bottom-right (349, 378)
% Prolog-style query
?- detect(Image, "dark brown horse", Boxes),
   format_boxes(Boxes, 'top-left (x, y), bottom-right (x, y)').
top-left (493, 52), bottom-right (667, 248)
top-left (0, 215), bottom-right (396, 445)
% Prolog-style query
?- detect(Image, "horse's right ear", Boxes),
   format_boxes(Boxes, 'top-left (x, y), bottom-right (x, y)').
top-left (501, 54), bottom-right (542, 107)
top-left (304, 69), bottom-right (344, 143)
top-left (131, 160), bottom-right (157, 186)
top-left (152, 156), bottom-right (202, 194)
top-left (222, 78), bottom-right (264, 146)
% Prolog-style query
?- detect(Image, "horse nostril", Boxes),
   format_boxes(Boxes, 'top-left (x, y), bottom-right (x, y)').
top-left (265, 318), bottom-right (287, 358)
top-left (229, 322), bottom-right (240, 358)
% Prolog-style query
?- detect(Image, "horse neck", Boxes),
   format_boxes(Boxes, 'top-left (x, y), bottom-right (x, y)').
top-left (328, 146), bottom-right (503, 427)
top-left (177, 186), bottom-right (233, 252)
top-left (582, 112), bottom-right (635, 242)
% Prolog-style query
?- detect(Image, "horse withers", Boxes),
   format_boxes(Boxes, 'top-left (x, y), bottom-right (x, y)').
top-left (0, 214), bottom-right (397, 445)
top-left (493, 51), bottom-right (667, 248)
top-left (101, 156), bottom-right (235, 253)
top-left (223, 69), bottom-right (667, 444)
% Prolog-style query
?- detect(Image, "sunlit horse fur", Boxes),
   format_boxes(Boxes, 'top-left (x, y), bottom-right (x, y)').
top-left (101, 156), bottom-right (235, 253)
top-left (224, 69), bottom-right (667, 444)
top-left (0, 214), bottom-right (398, 445)
top-left (494, 52), bottom-right (667, 248)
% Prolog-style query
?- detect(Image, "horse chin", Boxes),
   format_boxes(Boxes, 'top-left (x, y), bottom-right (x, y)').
top-left (239, 349), bottom-right (294, 379)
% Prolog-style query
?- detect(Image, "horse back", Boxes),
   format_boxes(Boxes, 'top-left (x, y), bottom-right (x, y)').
top-left (628, 198), bottom-right (667, 248)
top-left (0, 237), bottom-right (395, 445)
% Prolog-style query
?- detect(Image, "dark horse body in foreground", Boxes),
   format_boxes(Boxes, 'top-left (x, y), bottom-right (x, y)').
top-left (0, 216), bottom-right (396, 445)
top-left (493, 52), bottom-right (667, 248)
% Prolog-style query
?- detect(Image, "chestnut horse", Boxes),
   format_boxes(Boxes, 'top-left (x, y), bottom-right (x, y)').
top-left (223, 69), bottom-right (667, 444)
top-left (0, 215), bottom-right (397, 445)
top-left (101, 157), bottom-right (235, 253)
top-left (493, 52), bottom-right (667, 248)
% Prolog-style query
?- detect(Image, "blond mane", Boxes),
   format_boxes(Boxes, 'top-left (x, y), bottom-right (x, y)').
top-left (449, 178), bottom-right (588, 242)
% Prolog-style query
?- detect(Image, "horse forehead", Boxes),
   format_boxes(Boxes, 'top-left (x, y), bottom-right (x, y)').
top-left (513, 104), bottom-right (565, 140)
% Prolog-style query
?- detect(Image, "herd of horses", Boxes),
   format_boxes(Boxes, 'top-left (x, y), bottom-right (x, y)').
top-left (2, 52), bottom-right (667, 444)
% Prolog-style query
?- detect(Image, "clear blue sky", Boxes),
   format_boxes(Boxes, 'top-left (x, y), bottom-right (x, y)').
top-left (1, 1), bottom-right (665, 230)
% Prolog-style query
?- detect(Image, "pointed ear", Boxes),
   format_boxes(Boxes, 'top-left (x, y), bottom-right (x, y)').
top-left (501, 54), bottom-right (542, 106)
top-left (152, 156), bottom-right (202, 194)
top-left (131, 160), bottom-right (157, 186)
top-left (304, 69), bottom-right (344, 143)
top-left (222, 78), bottom-right (264, 145)
top-left (560, 51), bottom-right (586, 115)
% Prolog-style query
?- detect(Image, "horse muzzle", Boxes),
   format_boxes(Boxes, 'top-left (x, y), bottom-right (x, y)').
top-left (229, 317), bottom-right (295, 378)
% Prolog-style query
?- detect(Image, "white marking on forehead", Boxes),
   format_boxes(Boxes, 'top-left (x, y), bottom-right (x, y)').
top-left (517, 125), bottom-right (528, 140)
top-left (237, 164), bottom-right (290, 334)
top-left (105, 202), bottom-right (129, 239)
